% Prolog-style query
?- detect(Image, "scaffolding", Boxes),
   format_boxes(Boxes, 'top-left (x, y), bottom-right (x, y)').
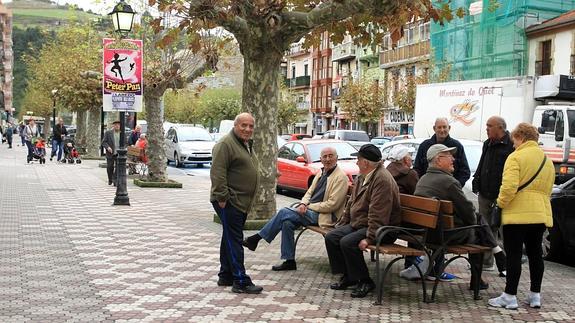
top-left (431, 0), bottom-right (575, 81)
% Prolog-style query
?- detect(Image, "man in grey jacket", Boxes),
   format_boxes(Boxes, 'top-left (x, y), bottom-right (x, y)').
top-left (410, 144), bottom-right (504, 289)
top-left (101, 121), bottom-right (121, 186)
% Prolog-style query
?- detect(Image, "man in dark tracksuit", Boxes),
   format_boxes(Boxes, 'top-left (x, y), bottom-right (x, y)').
top-left (472, 116), bottom-right (513, 274)
top-left (210, 113), bottom-right (262, 294)
top-left (413, 117), bottom-right (471, 187)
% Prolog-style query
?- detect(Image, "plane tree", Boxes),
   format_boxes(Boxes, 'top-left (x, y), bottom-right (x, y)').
top-left (151, 0), bottom-right (453, 218)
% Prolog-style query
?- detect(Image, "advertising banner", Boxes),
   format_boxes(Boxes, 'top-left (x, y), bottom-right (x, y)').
top-left (102, 38), bottom-right (143, 112)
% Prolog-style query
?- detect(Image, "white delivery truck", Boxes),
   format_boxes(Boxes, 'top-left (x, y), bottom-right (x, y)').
top-left (414, 75), bottom-right (575, 183)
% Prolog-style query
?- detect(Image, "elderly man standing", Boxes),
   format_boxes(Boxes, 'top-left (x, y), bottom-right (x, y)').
top-left (413, 117), bottom-right (470, 187)
top-left (472, 116), bottom-right (513, 276)
top-left (325, 144), bottom-right (401, 298)
top-left (50, 117), bottom-right (67, 162)
top-left (210, 112), bottom-right (262, 294)
top-left (243, 146), bottom-right (348, 271)
top-left (412, 144), bottom-right (504, 290)
top-left (102, 120), bottom-right (121, 186)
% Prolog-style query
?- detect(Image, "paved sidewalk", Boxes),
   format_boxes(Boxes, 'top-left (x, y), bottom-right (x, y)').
top-left (1, 143), bottom-right (574, 322)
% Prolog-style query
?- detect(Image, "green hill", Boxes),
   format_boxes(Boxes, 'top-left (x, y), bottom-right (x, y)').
top-left (7, 0), bottom-right (103, 29)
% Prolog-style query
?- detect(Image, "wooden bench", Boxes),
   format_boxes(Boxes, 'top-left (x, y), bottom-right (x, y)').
top-left (127, 146), bottom-right (147, 177)
top-left (293, 194), bottom-right (489, 304)
top-left (374, 194), bottom-right (490, 304)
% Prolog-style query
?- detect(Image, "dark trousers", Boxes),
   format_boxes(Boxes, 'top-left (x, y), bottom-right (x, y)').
top-left (503, 223), bottom-right (546, 295)
top-left (325, 224), bottom-right (396, 282)
top-left (25, 140), bottom-right (33, 158)
top-left (212, 202), bottom-right (252, 286)
top-left (6, 135), bottom-right (12, 148)
top-left (106, 155), bottom-right (117, 183)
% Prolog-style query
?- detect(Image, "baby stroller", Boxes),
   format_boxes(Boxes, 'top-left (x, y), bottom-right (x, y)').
top-left (28, 138), bottom-right (47, 164)
top-left (63, 137), bottom-right (82, 164)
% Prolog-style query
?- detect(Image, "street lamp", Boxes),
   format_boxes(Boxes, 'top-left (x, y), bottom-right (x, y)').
top-left (51, 89), bottom-right (58, 131)
top-left (109, 0), bottom-right (136, 206)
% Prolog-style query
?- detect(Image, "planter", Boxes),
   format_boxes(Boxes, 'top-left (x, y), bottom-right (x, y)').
top-left (133, 178), bottom-right (183, 188)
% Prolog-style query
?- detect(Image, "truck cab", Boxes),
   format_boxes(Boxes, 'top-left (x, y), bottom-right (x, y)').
top-left (532, 105), bottom-right (575, 183)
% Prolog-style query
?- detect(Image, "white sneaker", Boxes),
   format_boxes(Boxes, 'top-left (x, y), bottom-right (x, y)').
top-left (399, 265), bottom-right (422, 280)
top-left (488, 293), bottom-right (518, 309)
top-left (527, 292), bottom-right (541, 308)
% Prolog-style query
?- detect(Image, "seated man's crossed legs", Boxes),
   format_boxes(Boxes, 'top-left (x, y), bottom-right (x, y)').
top-left (243, 206), bottom-right (319, 271)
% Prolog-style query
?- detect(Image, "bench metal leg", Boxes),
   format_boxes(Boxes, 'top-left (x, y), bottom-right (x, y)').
top-left (293, 227), bottom-right (308, 261)
top-left (430, 255), bottom-right (465, 303)
top-left (375, 256), bottom-right (405, 305)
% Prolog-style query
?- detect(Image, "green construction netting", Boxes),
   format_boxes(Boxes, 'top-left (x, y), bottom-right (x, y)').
top-left (431, 0), bottom-right (575, 81)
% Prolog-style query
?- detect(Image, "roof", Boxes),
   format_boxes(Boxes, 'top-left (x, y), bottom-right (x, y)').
top-left (526, 10), bottom-right (575, 36)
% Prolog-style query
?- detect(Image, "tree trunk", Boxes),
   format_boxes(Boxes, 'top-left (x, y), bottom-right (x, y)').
top-left (144, 87), bottom-right (168, 182)
top-left (76, 110), bottom-right (87, 152)
top-left (43, 113), bottom-right (51, 138)
top-left (242, 50), bottom-right (282, 220)
top-left (84, 108), bottom-right (101, 159)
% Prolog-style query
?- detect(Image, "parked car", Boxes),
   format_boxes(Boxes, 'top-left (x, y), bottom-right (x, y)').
top-left (391, 134), bottom-right (415, 141)
top-left (321, 130), bottom-right (370, 150)
top-left (164, 125), bottom-right (215, 167)
top-left (282, 133), bottom-right (312, 141)
top-left (276, 140), bottom-right (359, 193)
top-left (370, 136), bottom-right (392, 148)
top-left (380, 138), bottom-right (483, 205)
top-left (546, 177), bottom-right (575, 266)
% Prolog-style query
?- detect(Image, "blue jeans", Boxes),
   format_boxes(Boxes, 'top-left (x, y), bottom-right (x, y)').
top-left (25, 140), bottom-right (33, 158)
top-left (51, 139), bottom-right (64, 160)
top-left (258, 207), bottom-right (319, 260)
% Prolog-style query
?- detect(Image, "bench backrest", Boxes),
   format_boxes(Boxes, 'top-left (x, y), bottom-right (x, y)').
top-left (399, 193), bottom-right (454, 229)
top-left (127, 146), bottom-right (145, 158)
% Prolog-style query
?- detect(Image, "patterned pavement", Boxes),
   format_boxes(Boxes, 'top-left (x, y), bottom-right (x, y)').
top-left (1, 143), bottom-right (574, 322)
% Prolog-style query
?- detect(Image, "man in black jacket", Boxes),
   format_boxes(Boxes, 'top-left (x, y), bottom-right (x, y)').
top-left (472, 116), bottom-right (513, 275)
top-left (50, 118), bottom-right (68, 161)
top-left (413, 118), bottom-right (470, 187)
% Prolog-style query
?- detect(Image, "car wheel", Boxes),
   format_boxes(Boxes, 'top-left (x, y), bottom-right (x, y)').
top-left (174, 152), bottom-right (182, 168)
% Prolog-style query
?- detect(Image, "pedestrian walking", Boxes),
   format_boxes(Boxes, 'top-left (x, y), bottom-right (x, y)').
top-left (5, 122), bottom-right (14, 149)
top-left (50, 117), bottom-right (68, 161)
top-left (472, 116), bottom-right (513, 275)
top-left (101, 120), bottom-right (121, 186)
top-left (23, 119), bottom-right (40, 162)
top-left (210, 112), bottom-right (262, 294)
top-left (488, 123), bottom-right (555, 310)
top-left (18, 122), bottom-right (25, 146)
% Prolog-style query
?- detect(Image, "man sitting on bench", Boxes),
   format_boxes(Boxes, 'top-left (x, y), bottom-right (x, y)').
top-left (325, 144), bottom-right (402, 298)
top-left (409, 144), bottom-right (505, 290)
top-left (243, 146), bottom-right (349, 271)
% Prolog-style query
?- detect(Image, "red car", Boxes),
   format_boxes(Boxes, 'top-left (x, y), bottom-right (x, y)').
top-left (276, 140), bottom-right (359, 193)
top-left (281, 133), bottom-right (313, 141)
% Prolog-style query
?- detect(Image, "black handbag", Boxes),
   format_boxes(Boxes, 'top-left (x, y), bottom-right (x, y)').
top-left (490, 156), bottom-right (547, 227)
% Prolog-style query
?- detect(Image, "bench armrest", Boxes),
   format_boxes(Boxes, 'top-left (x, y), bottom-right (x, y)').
top-left (443, 224), bottom-right (484, 234)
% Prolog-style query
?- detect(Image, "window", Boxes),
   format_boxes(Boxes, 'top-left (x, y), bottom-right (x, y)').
top-left (382, 34), bottom-right (391, 50)
top-left (568, 110), bottom-right (575, 137)
top-left (556, 110), bottom-right (564, 141)
top-left (537, 40), bottom-right (552, 76)
top-left (292, 143), bottom-right (305, 159)
top-left (419, 22), bottom-right (430, 41)
top-left (278, 144), bottom-right (293, 159)
top-left (541, 110), bottom-right (557, 133)
top-left (304, 64), bottom-right (308, 76)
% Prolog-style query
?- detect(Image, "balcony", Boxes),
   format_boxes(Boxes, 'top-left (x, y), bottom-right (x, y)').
top-left (288, 43), bottom-right (309, 57)
top-left (379, 40), bottom-right (430, 67)
top-left (285, 75), bottom-right (311, 88)
top-left (296, 101), bottom-right (310, 111)
top-left (332, 42), bottom-right (356, 62)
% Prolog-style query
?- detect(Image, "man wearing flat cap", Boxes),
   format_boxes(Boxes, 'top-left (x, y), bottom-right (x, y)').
top-left (325, 144), bottom-right (401, 298)
top-left (412, 144), bottom-right (502, 290)
top-left (101, 120), bottom-right (121, 186)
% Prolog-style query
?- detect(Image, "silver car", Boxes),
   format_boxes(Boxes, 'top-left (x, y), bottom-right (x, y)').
top-left (164, 125), bottom-right (215, 167)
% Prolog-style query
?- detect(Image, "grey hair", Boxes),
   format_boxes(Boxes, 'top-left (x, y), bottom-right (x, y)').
top-left (320, 146), bottom-right (338, 158)
top-left (234, 112), bottom-right (254, 125)
top-left (434, 117), bottom-right (449, 126)
top-left (491, 116), bottom-right (507, 130)
top-left (365, 159), bottom-right (380, 167)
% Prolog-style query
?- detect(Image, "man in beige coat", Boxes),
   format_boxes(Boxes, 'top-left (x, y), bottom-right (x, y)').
top-left (326, 144), bottom-right (402, 298)
top-left (243, 146), bottom-right (349, 271)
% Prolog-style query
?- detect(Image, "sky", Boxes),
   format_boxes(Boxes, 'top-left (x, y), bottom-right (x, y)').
top-left (52, 0), bottom-right (149, 15)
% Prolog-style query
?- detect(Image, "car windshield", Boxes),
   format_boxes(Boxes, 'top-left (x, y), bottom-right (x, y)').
top-left (341, 132), bottom-right (369, 141)
top-left (177, 127), bottom-right (213, 141)
top-left (307, 142), bottom-right (358, 162)
top-left (464, 144), bottom-right (482, 173)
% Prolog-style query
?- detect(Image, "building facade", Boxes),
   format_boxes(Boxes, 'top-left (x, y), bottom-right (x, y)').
top-left (285, 40), bottom-right (312, 134)
top-left (0, 1), bottom-right (12, 119)
top-left (310, 32), bottom-right (333, 134)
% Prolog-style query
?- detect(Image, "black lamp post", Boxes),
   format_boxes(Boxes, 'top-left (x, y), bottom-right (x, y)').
top-left (109, 0), bottom-right (135, 206)
top-left (51, 89), bottom-right (58, 132)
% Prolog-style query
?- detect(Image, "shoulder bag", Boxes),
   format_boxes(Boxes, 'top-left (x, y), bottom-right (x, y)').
top-left (490, 155), bottom-right (547, 227)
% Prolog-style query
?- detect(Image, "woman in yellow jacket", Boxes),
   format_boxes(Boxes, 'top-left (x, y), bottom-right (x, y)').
top-left (488, 123), bottom-right (554, 310)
